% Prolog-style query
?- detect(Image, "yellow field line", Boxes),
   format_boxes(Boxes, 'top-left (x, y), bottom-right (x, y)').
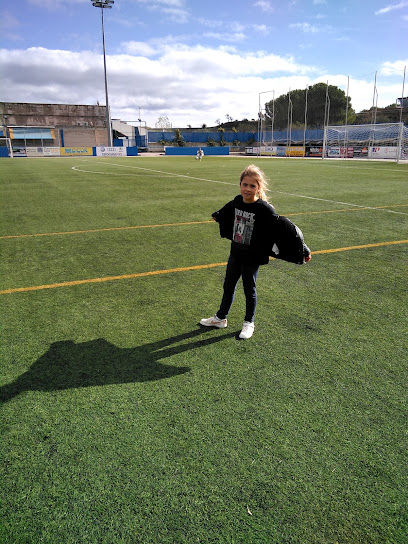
top-left (1, 204), bottom-right (407, 239)
top-left (0, 221), bottom-right (213, 239)
top-left (0, 263), bottom-right (228, 295)
top-left (1, 240), bottom-right (407, 295)
top-left (310, 240), bottom-right (408, 254)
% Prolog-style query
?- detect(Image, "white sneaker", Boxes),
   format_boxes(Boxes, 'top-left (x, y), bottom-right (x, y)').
top-left (200, 315), bottom-right (228, 328)
top-left (239, 321), bottom-right (255, 339)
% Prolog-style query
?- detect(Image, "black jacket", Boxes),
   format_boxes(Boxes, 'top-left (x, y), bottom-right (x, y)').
top-left (212, 195), bottom-right (311, 265)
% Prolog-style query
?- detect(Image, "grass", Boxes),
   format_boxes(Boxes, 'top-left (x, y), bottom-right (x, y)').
top-left (1, 156), bottom-right (407, 543)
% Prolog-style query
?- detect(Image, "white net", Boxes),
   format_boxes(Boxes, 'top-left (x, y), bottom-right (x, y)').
top-left (324, 123), bottom-right (408, 160)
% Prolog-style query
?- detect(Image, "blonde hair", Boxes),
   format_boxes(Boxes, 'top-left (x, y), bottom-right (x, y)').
top-left (240, 164), bottom-right (270, 202)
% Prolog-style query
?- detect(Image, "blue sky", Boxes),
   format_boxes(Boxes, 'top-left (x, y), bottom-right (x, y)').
top-left (1, 0), bottom-right (407, 127)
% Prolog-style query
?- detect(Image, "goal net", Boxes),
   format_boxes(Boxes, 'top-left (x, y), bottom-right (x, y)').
top-left (323, 122), bottom-right (408, 160)
top-left (0, 137), bottom-right (13, 157)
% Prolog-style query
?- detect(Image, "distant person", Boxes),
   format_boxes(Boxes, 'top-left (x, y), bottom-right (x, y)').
top-left (200, 164), bottom-right (311, 339)
top-left (196, 147), bottom-right (204, 161)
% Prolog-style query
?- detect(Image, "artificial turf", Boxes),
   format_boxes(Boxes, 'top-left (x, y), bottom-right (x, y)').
top-left (1, 156), bottom-right (407, 543)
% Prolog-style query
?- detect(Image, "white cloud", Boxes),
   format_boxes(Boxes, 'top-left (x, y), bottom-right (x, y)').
top-left (0, 11), bottom-right (23, 41)
top-left (252, 24), bottom-right (270, 35)
top-left (121, 41), bottom-right (157, 56)
top-left (157, 44), bottom-right (314, 77)
top-left (0, 45), bottom-right (403, 126)
top-left (28, 0), bottom-right (88, 8)
top-left (131, 0), bottom-right (190, 23)
top-left (374, 1), bottom-right (408, 15)
top-left (0, 11), bottom-right (21, 30)
top-left (289, 22), bottom-right (320, 33)
top-left (161, 7), bottom-right (189, 23)
top-left (203, 32), bottom-right (246, 43)
top-left (380, 59), bottom-right (408, 75)
top-left (196, 17), bottom-right (246, 34)
top-left (134, 0), bottom-right (185, 7)
top-left (254, 1), bottom-right (274, 13)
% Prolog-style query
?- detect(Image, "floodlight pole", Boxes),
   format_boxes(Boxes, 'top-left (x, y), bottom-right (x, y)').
top-left (257, 90), bottom-right (274, 157)
top-left (399, 66), bottom-right (406, 126)
top-left (397, 66), bottom-right (406, 164)
top-left (371, 71), bottom-right (377, 125)
top-left (92, 0), bottom-right (114, 147)
top-left (344, 76), bottom-right (350, 158)
top-left (303, 85), bottom-right (308, 157)
top-left (287, 89), bottom-right (293, 156)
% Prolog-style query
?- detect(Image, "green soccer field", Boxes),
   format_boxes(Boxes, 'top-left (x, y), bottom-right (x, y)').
top-left (1, 156), bottom-right (407, 544)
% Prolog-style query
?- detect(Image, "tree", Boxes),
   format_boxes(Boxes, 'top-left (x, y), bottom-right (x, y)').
top-left (173, 128), bottom-right (185, 147)
top-left (217, 126), bottom-right (226, 146)
top-left (355, 104), bottom-right (408, 125)
top-left (265, 83), bottom-right (355, 129)
top-left (155, 115), bottom-right (172, 129)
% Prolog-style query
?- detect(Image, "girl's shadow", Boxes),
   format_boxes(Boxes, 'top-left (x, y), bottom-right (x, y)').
top-left (1, 328), bottom-right (237, 403)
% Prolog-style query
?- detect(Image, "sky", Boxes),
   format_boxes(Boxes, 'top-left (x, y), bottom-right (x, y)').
top-left (0, 0), bottom-right (407, 128)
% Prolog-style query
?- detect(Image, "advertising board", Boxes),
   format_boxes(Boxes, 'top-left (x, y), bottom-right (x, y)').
top-left (96, 147), bottom-right (127, 157)
top-left (26, 147), bottom-right (44, 157)
top-left (261, 146), bottom-right (278, 156)
top-left (368, 146), bottom-right (398, 159)
top-left (61, 147), bottom-right (93, 156)
top-left (12, 146), bottom-right (27, 157)
top-left (307, 147), bottom-right (323, 157)
top-left (286, 146), bottom-right (305, 157)
top-left (44, 147), bottom-right (61, 157)
top-left (352, 147), bottom-right (368, 157)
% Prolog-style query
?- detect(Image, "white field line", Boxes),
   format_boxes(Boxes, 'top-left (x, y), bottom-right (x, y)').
top-left (319, 163), bottom-right (408, 172)
top-left (72, 162), bottom-right (408, 216)
top-left (72, 163), bottom-right (235, 186)
top-left (274, 191), bottom-right (408, 216)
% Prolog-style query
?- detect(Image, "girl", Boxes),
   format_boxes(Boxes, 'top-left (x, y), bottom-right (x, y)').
top-left (200, 164), bottom-right (310, 339)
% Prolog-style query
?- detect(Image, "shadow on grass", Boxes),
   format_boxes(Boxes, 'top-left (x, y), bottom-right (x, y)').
top-left (0, 328), bottom-right (238, 403)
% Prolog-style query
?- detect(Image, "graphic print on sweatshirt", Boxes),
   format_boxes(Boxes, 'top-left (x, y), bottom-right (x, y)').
top-left (233, 208), bottom-right (255, 245)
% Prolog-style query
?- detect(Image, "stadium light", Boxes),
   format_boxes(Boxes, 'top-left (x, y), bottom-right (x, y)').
top-left (257, 90), bottom-right (274, 157)
top-left (91, 0), bottom-right (114, 147)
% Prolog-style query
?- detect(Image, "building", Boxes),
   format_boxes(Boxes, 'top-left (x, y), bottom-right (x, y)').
top-left (0, 102), bottom-right (110, 148)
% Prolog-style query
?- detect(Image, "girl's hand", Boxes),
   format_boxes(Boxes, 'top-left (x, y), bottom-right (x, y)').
top-left (305, 254), bottom-right (311, 263)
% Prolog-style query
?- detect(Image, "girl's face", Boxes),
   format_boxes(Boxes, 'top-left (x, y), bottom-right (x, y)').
top-left (240, 175), bottom-right (259, 204)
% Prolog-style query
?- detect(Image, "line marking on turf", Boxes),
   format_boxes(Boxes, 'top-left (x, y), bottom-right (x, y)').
top-left (0, 263), bottom-right (228, 295)
top-left (1, 240), bottom-right (407, 295)
top-left (274, 191), bottom-right (408, 215)
top-left (2, 204), bottom-right (407, 240)
top-left (72, 164), bottom-right (235, 185)
top-left (310, 240), bottom-right (408, 254)
top-left (0, 221), bottom-right (213, 239)
top-left (73, 161), bottom-right (408, 216)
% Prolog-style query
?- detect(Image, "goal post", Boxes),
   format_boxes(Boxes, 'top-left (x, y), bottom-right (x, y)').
top-left (0, 137), bottom-right (13, 158)
top-left (323, 122), bottom-right (408, 161)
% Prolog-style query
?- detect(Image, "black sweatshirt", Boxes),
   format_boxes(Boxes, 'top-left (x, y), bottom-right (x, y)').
top-left (212, 195), bottom-right (311, 265)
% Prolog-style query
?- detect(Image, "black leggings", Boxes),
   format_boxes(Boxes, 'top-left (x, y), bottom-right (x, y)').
top-left (216, 254), bottom-right (260, 323)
